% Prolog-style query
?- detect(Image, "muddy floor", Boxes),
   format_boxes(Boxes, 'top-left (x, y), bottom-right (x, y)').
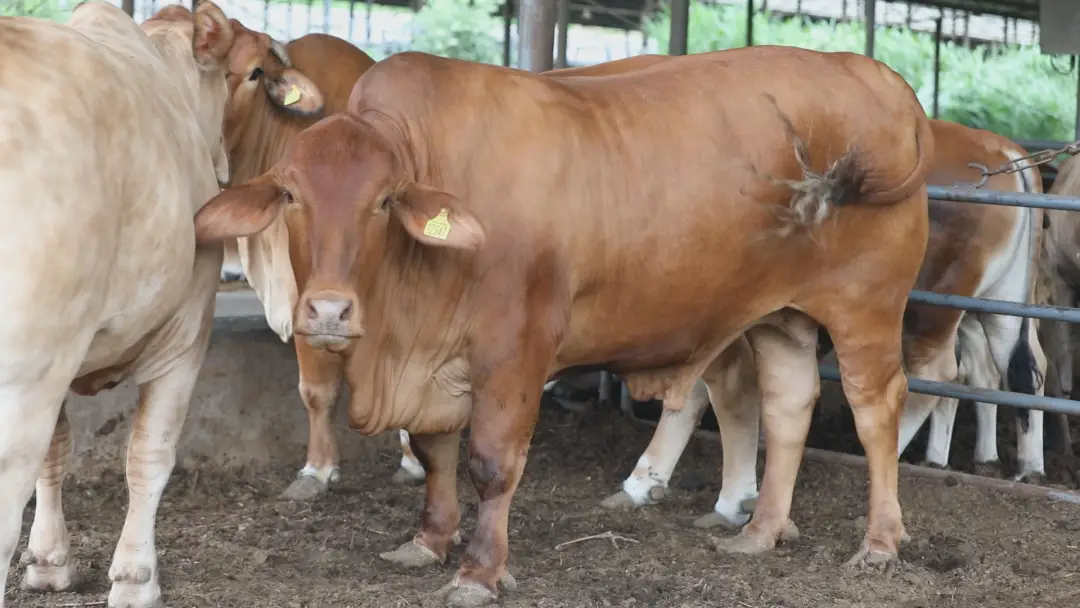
top-left (9, 402), bottom-right (1080, 608)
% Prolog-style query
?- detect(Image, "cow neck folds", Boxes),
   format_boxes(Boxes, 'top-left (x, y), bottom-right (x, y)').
top-left (346, 195), bottom-right (478, 437)
top-left (225, 91), bottom-right (312, 185)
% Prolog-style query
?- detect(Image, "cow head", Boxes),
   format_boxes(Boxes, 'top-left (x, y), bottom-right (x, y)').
top-left (218, 19), bottom-right (325, 139)
top-left (192, 113), bottom-right (485, 350)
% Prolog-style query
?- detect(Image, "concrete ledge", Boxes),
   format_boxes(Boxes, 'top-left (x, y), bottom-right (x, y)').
top-left (68, 290), bottom-right (392, 475)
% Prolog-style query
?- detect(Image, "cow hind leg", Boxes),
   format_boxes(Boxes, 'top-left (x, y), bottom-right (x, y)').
top-left (107, 351), bottom-right (202, 608)
top-left (923, 317), bottom-right (986, 470)
top-left (986, 315), bottom-right (1047, 481)
top-left (601, 380), bottom-right (710, 510)
top-left (694, 336), bottom-right (761, 530)
top-left (281, 344), bottom-right (345, 501)
top-left (22, 403), bottom-right (76, 592)
top-left (0, 382), bottom-right (68, 608)
top-left (714, 318), bottom-right (816, 555)
top-left (830, 310), bottom-right (918, 569)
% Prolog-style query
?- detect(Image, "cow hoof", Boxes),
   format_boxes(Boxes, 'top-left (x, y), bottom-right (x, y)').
top-left (21, 550), bottom-right (76, 592)
top-left (391, 467), bottom-right (426, 486)
top-left (712, 520), bottom-right (798, 556)
top-left (739, 496), bottom-right (758, 512)
top-left (692, 510), bottom-right (748, 530)
top-left (843, 540), bottom-right (899, 572)
top-left (107, 581), bottom-right (163, 608)
top-left (600, 489), bottom-right (642, 510)
top-left (379, 539), bottom-right (444, 568)
top-left (918, 461), bottom-right (948, 471)
top-left (973, 461), bottom-right (1003, 479)
top-left (1013, 462), bottom-right (1045, 484)
top-left (436, 582), bottom-right (496, 608)
top-left (280, 475), bottom-right (328, 501)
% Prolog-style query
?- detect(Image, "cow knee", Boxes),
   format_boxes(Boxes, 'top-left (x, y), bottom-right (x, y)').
top-left (467, 446), bottom-right (513, 501)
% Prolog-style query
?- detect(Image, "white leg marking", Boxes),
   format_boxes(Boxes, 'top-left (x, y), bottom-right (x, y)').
top-left (619, 381), bottom-right (710, 506)
top-left (707, 343), bottom-right (761, 528)
top-left (397, 429), bottom-right (426, 481)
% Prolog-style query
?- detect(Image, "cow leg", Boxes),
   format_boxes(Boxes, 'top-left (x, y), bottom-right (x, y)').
top-left (281, 343), bottom-right (344, 501)
top-left (834, 312), bottom-right (920, 568)
top-left (601, 380), bottom-right (710, 510)
top-left (380, 431), bottom-right (463, 568)
top-left (714, 319), bottom-right (816, 555)
top-left (21, 402), bottom-right (75, 592)
top-left (392, 429), bottom-right (428, 486)
top-left (436, 356), bottom-right (551, 607)
top-left (0, 382), bottom-right (67, 608)
top-left (694, 336), bottom-right (761, 530)
top-left (923, 317), bottom-right (985, 469)
top-left (980, 313), bottom-right (1047, 481)
top-left (896, 311), bottom-right (963, 460)
top-left (108, 350), bottom-right (203, 608)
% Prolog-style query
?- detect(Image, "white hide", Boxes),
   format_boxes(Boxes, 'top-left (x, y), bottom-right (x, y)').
top-left (0, 4), bottom-right (228, 606)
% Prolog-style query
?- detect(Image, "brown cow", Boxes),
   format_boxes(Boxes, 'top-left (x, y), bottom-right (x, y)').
top-left (205, 19), bottom-right (376, 500)
top-left (598, 119), bottom-right (1049, 528)
top-left (194, 48), bottom-right (932, 604)
top-left (1039, 155), bottom-right (1080, 455)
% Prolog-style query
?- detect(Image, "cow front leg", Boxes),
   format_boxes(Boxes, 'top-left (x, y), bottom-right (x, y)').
top-left (108, 347), bottom-right (204, 608)
top-left (22, 403), bottom-right (76, 592)
top-left (435, 377), bottom-right (544, 607)
top-left (281, 343), bottom-right (344, 501)
top-left (0, 381), bottom-right (68, 608)
top-left (380, 431), bottom-right (462, 568)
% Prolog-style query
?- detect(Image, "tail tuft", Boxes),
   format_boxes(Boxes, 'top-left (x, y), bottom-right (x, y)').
top-left (1007, 318), bottom-right (1045, 432)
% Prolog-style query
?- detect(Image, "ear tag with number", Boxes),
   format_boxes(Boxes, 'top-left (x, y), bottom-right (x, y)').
top-left (423, 208), bottom-right (452, 240)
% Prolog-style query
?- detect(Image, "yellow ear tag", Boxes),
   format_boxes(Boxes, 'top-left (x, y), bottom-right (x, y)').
top-left (423, 208), bottom-right (452, 240)
top-left (283, 85), bottom-right (301, 106)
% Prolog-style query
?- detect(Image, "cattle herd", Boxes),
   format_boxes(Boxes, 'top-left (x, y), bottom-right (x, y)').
top-left (3, 1), bottom-right (1080, 607)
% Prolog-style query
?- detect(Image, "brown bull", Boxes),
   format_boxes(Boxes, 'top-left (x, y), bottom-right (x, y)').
top-left (194, 48), bottom-right (933, 605)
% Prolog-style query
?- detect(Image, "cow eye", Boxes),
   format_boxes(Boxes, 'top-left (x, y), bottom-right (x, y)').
top-left (380, 197), bottom-right (392, 211)
top-left (283, 190), bottom-right (294, 205)
top-left (248, 66), bottom-right (264, 81)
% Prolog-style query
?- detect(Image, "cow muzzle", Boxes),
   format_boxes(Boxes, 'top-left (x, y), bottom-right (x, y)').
top-left (295, 289), bottom-right (364, 350)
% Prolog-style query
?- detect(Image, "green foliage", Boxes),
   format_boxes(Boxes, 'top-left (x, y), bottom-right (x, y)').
top-left (411, 0), bottom-right (502, 65)
top-left (1, 0), bottom-right (69, 20)
top-left (644, 2), bottom-right (1077, 141)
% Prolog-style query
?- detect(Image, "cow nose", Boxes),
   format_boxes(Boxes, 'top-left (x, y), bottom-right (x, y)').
top-left (306, 298), bottom-right (353, 322)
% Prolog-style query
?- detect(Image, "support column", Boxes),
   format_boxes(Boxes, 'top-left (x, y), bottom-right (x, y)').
top-left (932, 16), bottom-right (943, 119)
top-left (555, 0), bottom-right (569, 69)
top-left (669, 0), bottom-right (689, 56)
top-left (518, 0), bottom-right (556, 72)
top-left (863, 0), bottom-right (875, 57)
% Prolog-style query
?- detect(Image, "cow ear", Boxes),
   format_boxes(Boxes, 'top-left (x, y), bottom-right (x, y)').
top-left (265, 68), bottom-right (325, 117)
top-left (195, 176), bottom-right (285, 244)
top-left (192, 0), bottom-right (233, 69)
top-left (393, 183), bottom-right (485, 251)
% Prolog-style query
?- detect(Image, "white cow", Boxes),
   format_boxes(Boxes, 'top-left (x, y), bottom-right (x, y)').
top-left (0, 2), bottom-right (232, 606)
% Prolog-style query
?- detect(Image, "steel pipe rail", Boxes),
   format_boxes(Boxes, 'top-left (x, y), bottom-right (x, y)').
top-left (908, 290), bottom-right (1080, 324)
top-left (818, 366), bottom-right (1080, 417)
top-left (926, 185), bottom-right (1080, 211)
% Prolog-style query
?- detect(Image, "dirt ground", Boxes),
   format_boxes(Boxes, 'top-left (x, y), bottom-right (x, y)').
top-left (8, 400), bottom-right (1080, 608)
